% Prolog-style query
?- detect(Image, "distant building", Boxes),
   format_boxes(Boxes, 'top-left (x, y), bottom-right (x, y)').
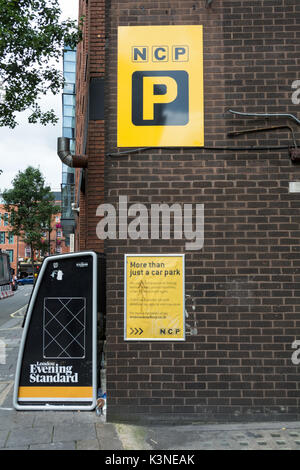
top-left (0, 192), bottom-right (69, 275)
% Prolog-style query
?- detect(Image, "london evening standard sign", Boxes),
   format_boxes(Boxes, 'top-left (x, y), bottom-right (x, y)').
top-left (117, 25), bottom-right (204, 147)
top-left (125, 254), bottom-right (185, 341)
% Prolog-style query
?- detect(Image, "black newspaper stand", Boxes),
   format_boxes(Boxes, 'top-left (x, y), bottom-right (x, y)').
top-left (13, 251), bottom-right (105, 411)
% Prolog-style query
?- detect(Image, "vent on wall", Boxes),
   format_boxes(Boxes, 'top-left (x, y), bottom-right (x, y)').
top-left (89, 78), bottom-right (105, 121)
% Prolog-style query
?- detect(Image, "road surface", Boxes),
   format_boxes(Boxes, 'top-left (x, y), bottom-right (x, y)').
top-left (0, 285), bottom-right (33, 328)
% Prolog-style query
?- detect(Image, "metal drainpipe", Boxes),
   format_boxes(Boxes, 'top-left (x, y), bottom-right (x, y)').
top-left (227, 109), bottom-right (300, 126)
top-left (57, 137), bottom-right (88, 168)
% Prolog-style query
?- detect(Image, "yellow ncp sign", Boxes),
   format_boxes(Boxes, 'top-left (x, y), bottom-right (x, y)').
top-left (118, 25), bottom-right (204, 148)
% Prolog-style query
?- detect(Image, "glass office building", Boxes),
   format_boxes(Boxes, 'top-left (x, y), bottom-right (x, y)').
top-left (61, 46), bottom-right (76, 245)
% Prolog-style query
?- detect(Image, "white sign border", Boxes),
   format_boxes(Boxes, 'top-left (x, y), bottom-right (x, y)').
top-left (13, 251), bottom-right (98, 411)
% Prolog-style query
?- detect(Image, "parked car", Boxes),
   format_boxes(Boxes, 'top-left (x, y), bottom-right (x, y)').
top-left (17, 276), bottom-right (34, 285)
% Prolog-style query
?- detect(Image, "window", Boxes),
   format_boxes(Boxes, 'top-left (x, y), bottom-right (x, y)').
top-left (64, 61), bottom-right (76, 73)
top-left (3, 213), bottom-right (8, 226)
top-left (0, 232), bottom-right (5, 244)
top-left (57, 230), bottom-right (62, 238)
top-left (6, 250), bottom-right (13, 263)
top-left (8, 233), bottom-right (14, 244)
top-left (63, 94), bottom-right (75, 107)
top-left (25, 247), bottom-right (31, 257)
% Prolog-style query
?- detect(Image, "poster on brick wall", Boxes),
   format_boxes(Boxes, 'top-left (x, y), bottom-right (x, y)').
top-left (124, 254), bottom-right (185, 341)
top-left (118, 25), bottom-right (204, 147)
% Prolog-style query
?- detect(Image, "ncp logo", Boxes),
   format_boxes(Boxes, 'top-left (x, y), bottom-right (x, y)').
top-left (132, 70), bottom-right (189, 126)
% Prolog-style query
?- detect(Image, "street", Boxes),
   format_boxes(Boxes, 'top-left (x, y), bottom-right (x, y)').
top-left (0, 285), bottom-right (32, 328)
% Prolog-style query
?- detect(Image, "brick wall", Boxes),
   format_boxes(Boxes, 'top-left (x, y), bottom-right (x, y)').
top-left (0, 206), bottom-right (25, 274)
top-left (75, 0), bottom-right (106, 252)
top-left (77, 0), bottom-right (300, 423)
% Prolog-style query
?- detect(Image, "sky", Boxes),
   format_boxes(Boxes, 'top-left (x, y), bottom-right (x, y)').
top-left (0, 0), bottom-right (79, 193)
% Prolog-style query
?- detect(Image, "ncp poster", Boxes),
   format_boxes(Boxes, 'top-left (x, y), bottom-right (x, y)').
top-left (124, 254), bottom-right (185, 341)
top-left (118, 25), bottom-right (204, 147)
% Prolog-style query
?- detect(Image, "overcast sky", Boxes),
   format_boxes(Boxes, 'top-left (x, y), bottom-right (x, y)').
top-left (0, 0), bottom-right (79, 193)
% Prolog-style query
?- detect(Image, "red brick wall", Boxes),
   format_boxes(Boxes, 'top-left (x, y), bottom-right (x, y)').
top-left (0, 206), bottom-right (25, 273)
top-left (77, 0), bottom-right (300, 423)
top-left (75, 0), bottom-right (105, 252)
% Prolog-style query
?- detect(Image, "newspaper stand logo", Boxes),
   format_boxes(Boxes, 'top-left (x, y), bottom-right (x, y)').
top-left (118, 25), bottom-right (204, 147)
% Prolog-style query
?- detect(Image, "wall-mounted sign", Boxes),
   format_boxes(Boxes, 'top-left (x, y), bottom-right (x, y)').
top-left (13, 252), bottom-right (105, 411)
top-left (118, 25), bottom-right (204, 147)
top-left (124, 254), bottom-right (185, 341)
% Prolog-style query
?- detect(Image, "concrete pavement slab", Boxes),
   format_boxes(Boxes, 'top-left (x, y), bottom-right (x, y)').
top-left (5, 426), bottom-right (53, 448)
top-left (76, 439), bottom-right (101, 450)
top-left (96, 423), bottom-right (124, 450)
top-left (0, 430), bottom-right (9, 448)
top-left (30, 442), bottom-right (76, 450)
top-left (0, 410), bottom-right (35, 429)
top-left (53, 423), bottom-right (97, 443)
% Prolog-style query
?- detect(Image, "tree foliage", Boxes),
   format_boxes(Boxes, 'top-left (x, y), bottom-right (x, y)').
top-left (2, 166), bottom-right (60, 271)
top-left (0, 0), bottom-right (82, 128)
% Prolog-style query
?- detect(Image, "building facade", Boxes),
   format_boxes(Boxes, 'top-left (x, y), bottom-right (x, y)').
top-left (0, 206), bottom-right (25, 274)
top-left (73, 0), bottom-right (300, 423)
top-left (0, 192), bottom-right (69, 275)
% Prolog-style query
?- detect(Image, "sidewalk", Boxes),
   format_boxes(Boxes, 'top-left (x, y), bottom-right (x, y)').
top-left (1, 308), bottom-right (300, 450)
top-left (0, 307), bottom-right (124, 450)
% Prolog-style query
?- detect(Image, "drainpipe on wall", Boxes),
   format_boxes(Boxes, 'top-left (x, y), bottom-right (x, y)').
top-left (57, 137), bottom-right (88, 168)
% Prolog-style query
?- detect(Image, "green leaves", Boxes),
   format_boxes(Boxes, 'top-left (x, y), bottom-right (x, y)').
top-left (2, 166), bottom-right (60, 250)
top-left (0, 0), bottom-right (82, 128)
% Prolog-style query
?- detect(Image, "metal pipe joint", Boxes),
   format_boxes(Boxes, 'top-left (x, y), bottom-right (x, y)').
top-left (57, 137), bottom-right (88, 168)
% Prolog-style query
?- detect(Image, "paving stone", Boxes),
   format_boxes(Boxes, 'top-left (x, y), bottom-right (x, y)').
top-left (0, 383), bottom-right (8, 394)
top-left (72, 411), bottom-right (100, 423)
top-left (30, 441), bottom-right (76, 450)
top-left (53, 423), bottom-right (96, 443)
top-left (1, 446), bottom-right (29, 450)
top-left (6, 426), bottom-right (53, 447)
top-left (33, 411), bottom-right (78, 427)
top-left (0, 430), bottom-right (9, 448)
top-left (76, 439), bottom-right (101, 450)
top-left (96, 423), bottom-right (124, 450)
top-left (0, 411), bottom-right (35, 430)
